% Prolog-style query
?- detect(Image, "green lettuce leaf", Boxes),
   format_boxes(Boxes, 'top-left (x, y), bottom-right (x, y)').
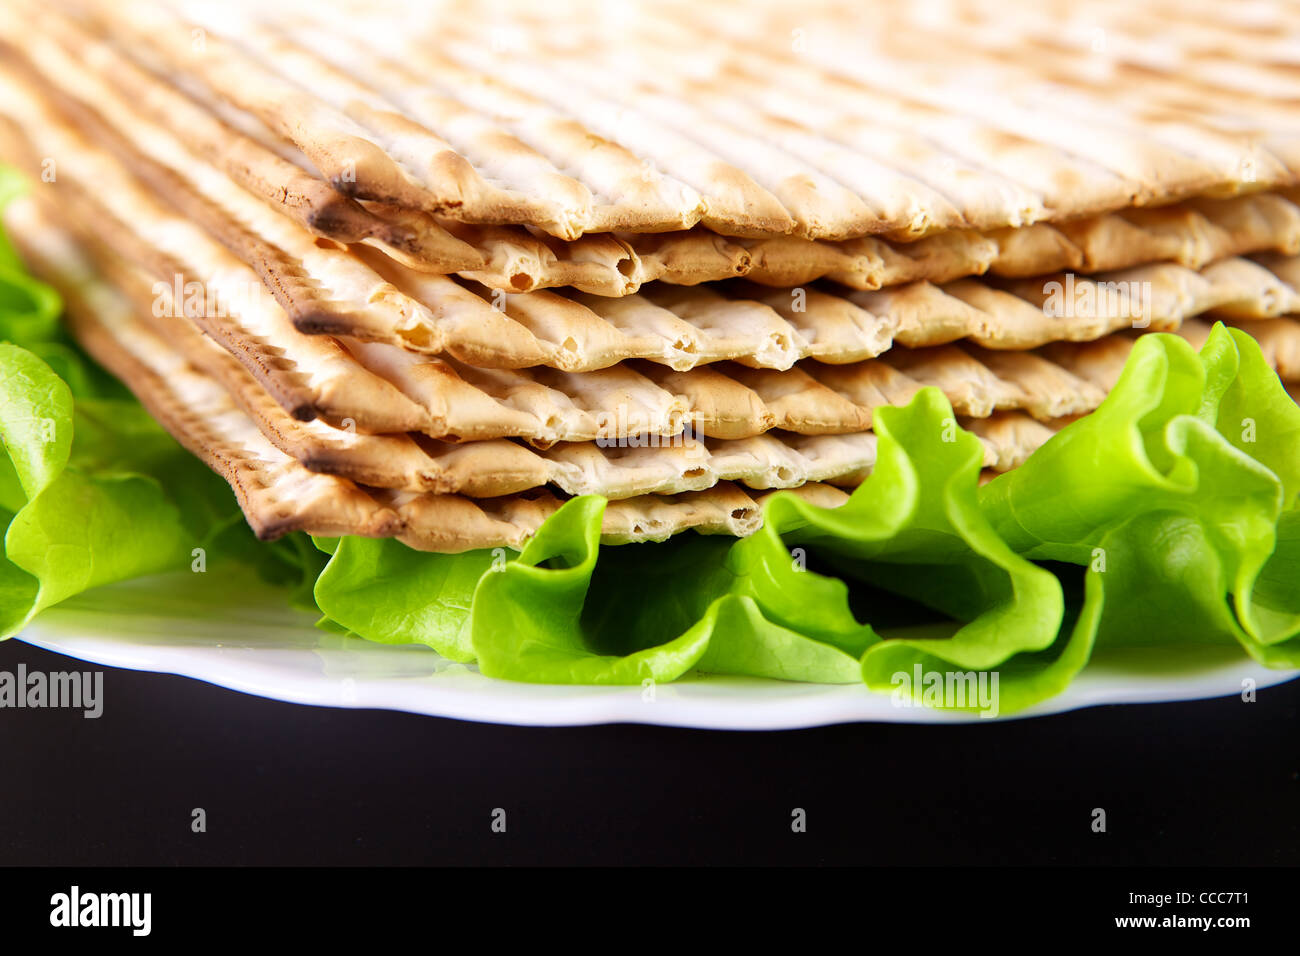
top-left (0, 342), bottom-right (192, 635)
top-left (727, 390), bottom-right (1066, 712)
top-left (321, 496), bottom-right (863, 684)
top-left (312, 535), bottom-right (499, 660)
top-left (981, 325), bottom-right (1300, 670)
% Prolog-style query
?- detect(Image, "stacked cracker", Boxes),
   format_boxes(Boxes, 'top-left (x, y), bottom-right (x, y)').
top-left (2, 0), bottom-right (1300, 552)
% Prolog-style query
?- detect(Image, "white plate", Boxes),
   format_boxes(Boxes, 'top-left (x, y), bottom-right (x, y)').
top-left (15, 567), bottom-right (1299, 728)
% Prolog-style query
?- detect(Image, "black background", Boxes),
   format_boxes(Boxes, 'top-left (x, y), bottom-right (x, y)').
top-left (1, 638), bottom-right (1296, 867)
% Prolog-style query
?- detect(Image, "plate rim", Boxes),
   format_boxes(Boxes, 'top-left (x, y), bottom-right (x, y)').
top-left (16, 629), bottom-right (1299, 730)
top-left (12, 570), bottom-right (1300, 729)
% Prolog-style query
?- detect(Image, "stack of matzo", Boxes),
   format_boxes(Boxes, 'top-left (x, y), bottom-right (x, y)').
top-left (3, 0), bottom-right (1300, 551)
